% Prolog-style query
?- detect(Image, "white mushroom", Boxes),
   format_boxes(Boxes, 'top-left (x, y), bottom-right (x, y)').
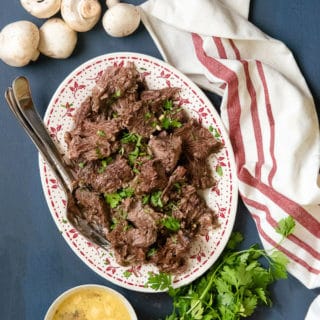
top-left (61, 0), bottom-right (101, 32)
top-left (102, 2), bottom-right (141, 37)
top-left (106, 0), bottom-right (119, 8)
top-left (20, 0), bottom-right (61, 19)
top-left (0, 21), bottom-right (40, 67)
top-left (39, 18), bottom-right (77, 59)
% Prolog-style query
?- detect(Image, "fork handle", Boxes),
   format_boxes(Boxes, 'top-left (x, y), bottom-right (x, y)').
top-left (11, 76), bottom-right (74, 192)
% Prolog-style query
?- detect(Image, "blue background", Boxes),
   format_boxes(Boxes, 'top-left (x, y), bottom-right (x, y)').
top-left (0, 1), bottom-right (319, 319)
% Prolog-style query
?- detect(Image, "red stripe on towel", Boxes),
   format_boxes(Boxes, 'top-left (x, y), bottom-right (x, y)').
top-left (192, 33), bottom-right (246, 168)
top-left (213, 36), bottom-right (227, 59)
top-left (252, 213), bottom-right (320, 274)
top-left (243, 195), bottom-right (320, 260)
top-left (256, 60), bottom-right (277, 186)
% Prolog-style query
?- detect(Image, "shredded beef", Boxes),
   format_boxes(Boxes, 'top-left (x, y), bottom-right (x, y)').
top-left (134, 159), bottom-right (168, 194)
top-left (148, 133), bottom-right (182, 173)
top-left (174, 119), bottom-right (223, 160)
top-left (65, 62), bottom-right (223, 274)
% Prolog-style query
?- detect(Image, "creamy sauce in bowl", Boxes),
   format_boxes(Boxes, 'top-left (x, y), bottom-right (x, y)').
top-left (45, 285), bottom-right (136, 320)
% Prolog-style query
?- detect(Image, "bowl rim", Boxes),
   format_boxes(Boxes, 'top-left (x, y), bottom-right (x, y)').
top-left (44, 283), bottom-right (138, 320)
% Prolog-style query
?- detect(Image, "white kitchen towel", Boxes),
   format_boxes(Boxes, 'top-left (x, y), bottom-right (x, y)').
top-left (140, 0), bottom-right (320, 289)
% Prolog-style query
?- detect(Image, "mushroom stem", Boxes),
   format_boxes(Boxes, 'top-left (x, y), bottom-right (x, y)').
top-left (31, 50), bottom-right (40, 62)
top-left (61, 0), bottom-right (101, 32)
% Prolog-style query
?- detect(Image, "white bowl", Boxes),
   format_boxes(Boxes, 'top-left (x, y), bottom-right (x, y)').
top-left (44, 284), bottom-right (138, 320)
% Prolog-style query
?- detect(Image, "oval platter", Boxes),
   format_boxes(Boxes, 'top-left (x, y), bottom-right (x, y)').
top-left (39, 52), bottom-right (238, 292)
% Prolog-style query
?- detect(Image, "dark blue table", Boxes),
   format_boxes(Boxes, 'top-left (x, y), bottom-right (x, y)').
top-left (1, 1), bottom-right (319, 319)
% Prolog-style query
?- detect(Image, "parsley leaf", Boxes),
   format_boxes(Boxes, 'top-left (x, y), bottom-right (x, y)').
top-left (161, 117), bottom-right (182, 130)
top-left (146, 272), bottom-right (173, 291)
top-left (163, 99), bottom-right (174, 111)
top-left (150, 190), bottom-right (163, 208)
top-left (104, 187), bottom-right (135, 208)
top-left (121, 132), bottom-right (141, 144)
top-left (275, 216), bottom-right (295, 237)
top-left (104, 193), bottom-right (122, 208)
top-left (96, 129), bottom-right (106, 137)
top-left (161, 216), bottom-right (180, 232)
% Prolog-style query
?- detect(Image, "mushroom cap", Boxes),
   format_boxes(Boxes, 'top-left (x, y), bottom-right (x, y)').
top-left (39, 18), bottom-right (77, 59)
top-left (102, 3), bottom-right (141, 37)
top-left (20, 0), bottom-right (61, 19)
top-left (106, 0), bottom-right (119, 8)
top-left (0, 20), bottom-right (40, 67)
top-left (61, 0), bottom-right (101, 32)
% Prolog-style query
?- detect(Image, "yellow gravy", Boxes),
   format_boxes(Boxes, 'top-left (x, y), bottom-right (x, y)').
top-left (52, 287), bottom-right (132, 320)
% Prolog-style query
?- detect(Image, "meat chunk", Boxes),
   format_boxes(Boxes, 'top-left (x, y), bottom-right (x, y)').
top-left (150, 231), bottom-right (190, 274)
top-left (175, 184), bottom-right (218, 236)
top-left (140, 87), bottom-right (180, 114)
top-left (90, 157), bottom-right (134, 193)
top-left (106, 219), bottom-right (148, 265)
top-left (73, 96), bottom-right (93, 128)
top-left (65, 118), bottom-right (121, 162)
top-left (91, 62), bottom-right (144, 112)
top-left (66, 135), bottom-right (115, 161)
top-left (74, 188), bottom-right (110, 234)
top-left (134, 159), bottom-right (168, 194)
top-left (162, 165), bottom-right (187, 202)
top-left (186, 158), bottom-right (216, 189)
top-left (174, 119), bottom-right (222, 160)
top-left (148, 134), bottom-right (182, 172)
top-left (120, 101), bottom-right (157, 138)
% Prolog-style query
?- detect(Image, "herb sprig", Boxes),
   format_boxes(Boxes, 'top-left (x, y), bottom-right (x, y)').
top-left (104, 187), bottom-right (134, 208)
top-left (145, 216), bottom-right (295, 320)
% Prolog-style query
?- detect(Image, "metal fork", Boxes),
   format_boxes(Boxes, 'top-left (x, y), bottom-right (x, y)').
top-left (5, 76), bottom-right (109, 249)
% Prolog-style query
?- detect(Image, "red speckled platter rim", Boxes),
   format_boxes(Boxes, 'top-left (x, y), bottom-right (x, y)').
top-left (39, 52), bottom-right (238, 292)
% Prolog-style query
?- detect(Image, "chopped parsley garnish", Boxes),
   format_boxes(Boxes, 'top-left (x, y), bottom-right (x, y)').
top-left (173, 182), bottom-right (182, 191)
top-left (96, 129), bottom-right (106, 137)
top-left (142, 194), bottom-right (150, 205)
top-left (78, 162), bottom-right (85, 168)
top-left (112, 89), bottom-right (121, 98)
top-left (120, 132), bottom-right (145, 165)
top-left (104, 193), bottom-right (122, 209)
top-left (163, 99), bottom-right (174, 111)
top-left (128, 146), bottom-right (140, 165)
top-left (104, 187), bottom-right (134, 208)
top-left (118, 187), bottom-right (134, 198)
top-left (121, 133), bottom-right (149, 166)
top-left (97, 157), bottom-right (112, 173)
top-left (161, 117), bottom-right (182, 130)
top-left (110, 216), bottom-right (119, 229)
top-left (151, 121), bottom-right (159, 128)
top-left (123, 270), bottom-right (132, 278)
top-left (95, 147), bottom-right (103, 159)
top-left (144, 112), bottom-right (152, 120)
top-left (121, 132), bottom-right (142, 144)
top-left (161, 216), bottom-right (180, 231)
top-left (132, 167), bottom-right (140, 174)
top-left (147, 247), bottom-right (157, 257)
top-left (150, 190), bottom-right (163, 208)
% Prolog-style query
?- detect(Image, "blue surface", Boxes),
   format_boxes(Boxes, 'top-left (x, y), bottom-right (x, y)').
top-left (0, 1), bottom-right (319, 319)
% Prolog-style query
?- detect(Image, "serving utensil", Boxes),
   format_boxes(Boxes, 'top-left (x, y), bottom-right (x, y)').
top-left (5, 76), bottom-right (109, 249)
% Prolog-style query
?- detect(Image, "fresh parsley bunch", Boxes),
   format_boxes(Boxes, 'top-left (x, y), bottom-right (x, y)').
top-left (147, 216), bottom-right (295, 320)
